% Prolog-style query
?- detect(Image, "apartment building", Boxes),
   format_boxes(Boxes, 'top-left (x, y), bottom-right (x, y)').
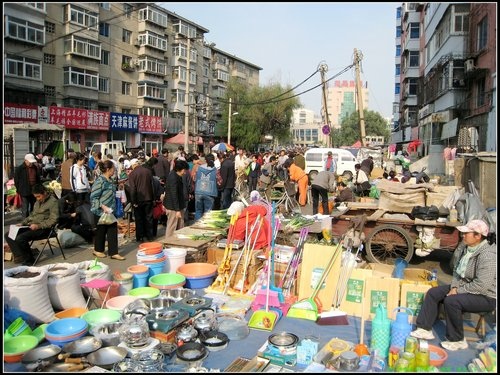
top-left (290, 108), bottom-right (324, 147)
top-left (3, 2), bottom-right (261, 156)
top-left (393, 3), bottom-right (496, 174)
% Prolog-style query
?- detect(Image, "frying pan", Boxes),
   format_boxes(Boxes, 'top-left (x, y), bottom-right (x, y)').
top-left (59, 336), bottom-right (102, 360)
top-left (41, 362), bottom-right (87, 372)
top-left (21, 345), bottom-right (61, 372)
top-left (66, 346), bottom-right (128, 370)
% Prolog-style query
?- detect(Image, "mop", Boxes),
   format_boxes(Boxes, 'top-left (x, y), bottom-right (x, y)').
top-left (248, 203), bottom-right (280, 331)
top-left (317, 242), bottom-right (363, 325)
top-left (286, 239), bottom-right (344, 321)
top-left (279, 227), bottom-right (308, 297)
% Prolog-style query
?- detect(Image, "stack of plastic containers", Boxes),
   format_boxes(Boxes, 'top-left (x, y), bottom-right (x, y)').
top-left (137, 242), bottom-right (167, 278)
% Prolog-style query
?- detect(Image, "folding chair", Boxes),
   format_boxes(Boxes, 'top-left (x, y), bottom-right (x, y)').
top-left (30, 225), bottom-right (65, 266)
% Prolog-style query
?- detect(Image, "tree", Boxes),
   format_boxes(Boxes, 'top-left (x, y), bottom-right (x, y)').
top-left (218, 79), bottom-right (301, 150)
top-left (332, 109), bottom-right (390, 147)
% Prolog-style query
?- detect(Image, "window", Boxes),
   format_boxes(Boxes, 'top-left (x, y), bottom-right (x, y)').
top-left (396, 26), bottom-right (402, 38)
top-left (6, 55), bottom-right (42, 80)
top-left (138, 83), bottom-right (166, 100)
top-left (66, 4), bottom-right (98, 29)
top-left (173, 66), bottom-right (187, 81)
top-left (454, 14), bottom-right (469, 33)
top-left (99, 22), bottom-right (110, 37)
top-left (408, 78), bottom-right (418, 95)
top-left (100, 50), bottom-right (110, 65)
top-left (396, 45), bottom-right (401, 57)
top-left (45, 21), bottom-right (55, 33)
top-left (409, 51), bottom-right (419, 67)
top-left (6, 16), bottom-right (45, 45)
top-left (138, 57), bottom-right (166, 75)
top-left (44, 54), bottom-right (56, 65)
top-left (395, 82), bottom-right (400, 95)
top-left (202, 47), bottom-right (211, 59)
top-left (396, 7), bottom-right (401, 19)
top-left (63, 67), bottom-right (98, 89)
top-left (395, 64), bottom-right (401, 76)
top-left (62, 98), bottom-right (96, 110)
top-left (139, 107), bottom-right (164, 117)
top-left (64, 36), bottom-right (101, 60)
top-left (137, 31), bottom-right (168, 51)
top-left (123, 4), bottom-right (133, 19)
top-left (99, 3), bottom-right (110, 10)
top-left (26, 3), bottom-right (46, 12)
top-left (216, 70), bottom-right (229, 82)
top-left (99, 77), bottom-right (109, 93)
top-left (476, 77), bottom-right (486, 107)
top-left (44, 86), bottom-right (56, 97)
top-left (477, 17), bottom-right (488, 51)
top-left (409, 22), bottom-right (420, 38)
top-left (122, 29), bottom-right (132, 43)
top-left (139, 6), bottom-right (168, 27)
top-left (173, 44), bottom-right (188, 58)
top-left (203, 63), bottom-right (210, 77)
top-left (122, 82), bottom-right (132, 95)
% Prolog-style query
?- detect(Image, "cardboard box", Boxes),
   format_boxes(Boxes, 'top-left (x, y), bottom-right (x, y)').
top-left (402, 268), bottom-right (433, 285)
top-left (337, 268), bottom-right (373, 318)
top-left (207, 247), bottom-right (262, 267)
top-left (400, 283), bottom-right (432, 323)
top-left (363, 276), bottom-right (401, 321)
top-left (362, 263), bottom-right (395, 278)
top-left (297, 243), bottom-right (342, 310)
top-left (231, 263), bottom-right (263, 290)
top-left (273, 260), bottom-right (301, 296)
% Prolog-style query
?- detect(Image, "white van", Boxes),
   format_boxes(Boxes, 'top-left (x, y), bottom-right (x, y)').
top-left (90, 141), bottom-right (126, 161)
top-left (304, 148), bottom-right (357, 180)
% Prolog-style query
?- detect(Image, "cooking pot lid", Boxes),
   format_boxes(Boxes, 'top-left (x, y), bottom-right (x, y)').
top-left (268, 332), bottom-right (299, 347)
top-left (176, 342), bottom-right (208, 362)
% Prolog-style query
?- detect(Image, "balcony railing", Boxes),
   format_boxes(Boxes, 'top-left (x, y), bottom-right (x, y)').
top-left (121, 63), bottom-right (135, 72)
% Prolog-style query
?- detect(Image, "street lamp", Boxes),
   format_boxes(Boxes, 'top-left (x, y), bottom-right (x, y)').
top-left (227, 97), bottom-right (239, 146)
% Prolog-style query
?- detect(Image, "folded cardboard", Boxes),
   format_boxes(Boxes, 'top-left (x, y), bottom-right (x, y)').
top-left (399, 283), bottom-right (433, 323)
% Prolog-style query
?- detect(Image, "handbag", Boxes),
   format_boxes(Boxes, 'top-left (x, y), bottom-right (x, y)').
top-left (13, 193), bottom-right (22, 208)
top-left (97, 212), bottom-right (117, 225)
top-left (153, 201), bottom-right (165, 219)
top-left (216, 169), bottom-right (223, 190)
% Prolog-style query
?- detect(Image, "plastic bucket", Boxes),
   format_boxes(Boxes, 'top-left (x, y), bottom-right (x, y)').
top-left (147, 261), bottom-right (166, 278)
top-left (127, 265), bottom-right (150, 289)
top-left (139, 242), bottom-right (163, 253)
top-left (113, 272), bottom-right (134, 295)
top-left (164, 248), bottom-right (187, 273)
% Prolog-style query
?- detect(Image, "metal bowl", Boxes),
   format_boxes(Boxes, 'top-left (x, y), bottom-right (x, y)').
top-left (149, 297), bottom-right (176, 311)
top-left (90, 322), bottom-right (122, 347)
top-left (159, 288), bottom-right (196, 302)
top-left (86, 346), bottom-right (128, 370)
top-left (62, 336), bottom-right (102, 356)
top-left (21, 345), bottom-right (61, 372)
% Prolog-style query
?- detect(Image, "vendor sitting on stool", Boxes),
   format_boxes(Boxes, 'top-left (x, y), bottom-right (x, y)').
top-left (410, 219), bottom-right (496, 351)
top-left (4, 183), bottom-right (59, 265)
top-left (334, 181), bottom-right (354, 207)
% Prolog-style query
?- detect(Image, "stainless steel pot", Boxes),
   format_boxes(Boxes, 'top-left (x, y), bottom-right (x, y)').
top-left (21, 345), bottom-right (61, 372)
top-left (85, 346), bottom-right (128, 370)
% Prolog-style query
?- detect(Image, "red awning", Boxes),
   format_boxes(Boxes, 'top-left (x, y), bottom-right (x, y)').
top-left (166, 133), bottom-right (203, 145)
top-left (351, 140), bottom-right (362, 148)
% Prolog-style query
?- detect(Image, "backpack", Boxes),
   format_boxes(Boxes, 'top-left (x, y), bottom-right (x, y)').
top-left (216, 169), bottom-right (223, 190)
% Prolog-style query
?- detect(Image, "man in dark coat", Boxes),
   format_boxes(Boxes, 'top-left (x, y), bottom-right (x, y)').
top-left (360, 156), bottom-right (374, 177)
top-left (153, 148), bottom-right (170, 184)
top-left (163, 159), bottom-right (189, 238)
top-left (128, 158), bottom-right (155, 242)
top-left (14, 153), bottom-right (41, 218)
top-left (219, 152), bottom-right (236, 209)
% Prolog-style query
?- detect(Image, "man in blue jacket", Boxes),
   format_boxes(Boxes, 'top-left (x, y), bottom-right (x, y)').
top-left (194, 154), bottom-right (218, 221)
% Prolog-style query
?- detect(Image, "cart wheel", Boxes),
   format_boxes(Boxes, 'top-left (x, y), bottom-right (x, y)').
top-left (365, 224), bottom-right (414, 264)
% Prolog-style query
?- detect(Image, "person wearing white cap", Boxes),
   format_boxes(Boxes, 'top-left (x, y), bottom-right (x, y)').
top-left (411, 219), bottom-right (496, 351)
top-left (14, 154), bottom-right (41, 218)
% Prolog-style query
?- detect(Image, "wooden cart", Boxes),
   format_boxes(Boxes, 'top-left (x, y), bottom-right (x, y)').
top-left (330, 203), bottom-right (461, 265)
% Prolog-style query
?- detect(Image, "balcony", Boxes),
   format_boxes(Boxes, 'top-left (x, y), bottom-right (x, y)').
top-left (121, 63), bottom-right (135, 72)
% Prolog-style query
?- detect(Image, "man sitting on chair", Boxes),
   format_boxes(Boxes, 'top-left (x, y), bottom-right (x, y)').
top-left (4, 183), bottom-right (59, 265)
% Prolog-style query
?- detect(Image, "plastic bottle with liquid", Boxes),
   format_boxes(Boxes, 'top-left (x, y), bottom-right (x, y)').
top-left (448, 206), bottom-right (458, 222)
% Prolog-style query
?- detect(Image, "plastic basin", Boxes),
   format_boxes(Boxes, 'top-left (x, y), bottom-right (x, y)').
top-left (128, 287), bottom-right (160, 299)
top-left (4, 335), bottom-right (39, 357)
top-left (105, 295), bottom-right (140, 311)
top-left (81, 309), bottom-right (121, 330)
top-left (127, 265), bottom-right (149, 274)
top-left (45, 318), bottom-right (88, 338)
top-left (176, 263), bottom-right (218, 278)
top-left (428, 344), bottom-right (448, 367)
top-left (55, 307), bottom-right (88, 319)
top-left (138, 242), bottom-right (163, 253)
top-left (149, 273), bottom-right (186, 288)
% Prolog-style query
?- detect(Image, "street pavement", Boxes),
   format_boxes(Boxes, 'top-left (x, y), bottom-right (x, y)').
top-left (3, 202), bottom-right (454, 284)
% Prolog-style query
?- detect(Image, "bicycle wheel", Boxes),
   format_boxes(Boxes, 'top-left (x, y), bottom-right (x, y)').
top-left (285, 196), bottom-right (301, 214)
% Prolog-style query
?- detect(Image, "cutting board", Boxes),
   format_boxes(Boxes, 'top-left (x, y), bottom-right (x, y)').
top-left (163, 226), bottom-right (221, 249)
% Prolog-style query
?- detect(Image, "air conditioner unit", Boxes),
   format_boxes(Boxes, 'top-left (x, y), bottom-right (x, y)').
top-left (465, 59), bottom-right (475, 72)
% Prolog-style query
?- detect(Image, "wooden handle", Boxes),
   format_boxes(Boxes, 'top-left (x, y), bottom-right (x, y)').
top-left (68, 364), bottom-right (86, 371)
top-left (65, 357), bottom-right (85, 364)
top-left (58, 353), bottom-right (71, 360)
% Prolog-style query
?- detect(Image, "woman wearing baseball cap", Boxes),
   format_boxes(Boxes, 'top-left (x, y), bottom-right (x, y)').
top-left (410, 219), bottom-right (496, 351)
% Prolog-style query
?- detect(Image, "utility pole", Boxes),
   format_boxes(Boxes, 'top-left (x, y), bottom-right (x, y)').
top-left (184, 37), bottom-right (191, 152)
top-left (228, 97), bottom-right (232, 146)
top-left (354, 48), bottom-right (367, 147)
top-left (319, 63), bottom-right (332, 147)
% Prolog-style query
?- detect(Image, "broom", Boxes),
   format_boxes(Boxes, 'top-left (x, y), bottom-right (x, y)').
top-left (286, 239), bottom-right (344, 321)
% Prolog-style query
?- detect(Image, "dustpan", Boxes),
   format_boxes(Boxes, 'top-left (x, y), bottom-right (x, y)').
top-left (287, 240), bottom-right (343, 321)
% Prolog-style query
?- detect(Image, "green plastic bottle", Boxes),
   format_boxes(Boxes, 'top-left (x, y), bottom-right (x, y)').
top-left (370, 304), bottom-right (391, 358)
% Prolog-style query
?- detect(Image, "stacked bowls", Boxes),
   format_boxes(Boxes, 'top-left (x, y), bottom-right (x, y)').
top-left (149, 273), bottom-right (186, 290)
top-left (4, 335), bottom-right (39, 363)
top-left (137, 242), bottom-right (167, 277)
top-left (176, 263), bottom-right (218, 289)
top-left (81, 309), bottom-right (121, 331)
top-left (54, 307), bottom-right (88, 319)
top-left (44, 318), bottom-right (88, 347)
top-left (106, 295), bottom-right (140, 311)
top-left (5, 317), bottom-right (32, 339)
top-left (128, 287), bottom-right (160, 299)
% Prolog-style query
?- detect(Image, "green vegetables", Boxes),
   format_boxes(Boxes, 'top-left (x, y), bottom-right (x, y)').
top-left (197, 209), bottom-right (231, 229)
top-left (283, 214), bottom-right (316, 232)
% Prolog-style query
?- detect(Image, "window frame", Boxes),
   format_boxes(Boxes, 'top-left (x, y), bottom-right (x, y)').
top-left (5, 54), bottom-right (42, 80)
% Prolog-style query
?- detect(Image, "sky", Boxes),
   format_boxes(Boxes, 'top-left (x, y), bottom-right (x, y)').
top-left (160, 2), bottom-right (398, 119)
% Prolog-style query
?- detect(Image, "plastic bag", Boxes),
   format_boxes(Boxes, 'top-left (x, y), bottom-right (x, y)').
top-left (153, 201), bottom-right (165, 219)
top-left (13, 193), bottom-right (22, 208)
top-left (98, 212), bottom-right (117, 225)
top-left (369, 185), bottom-right (380, 199)
top-left (115, 197), bottom-right (124, 218)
